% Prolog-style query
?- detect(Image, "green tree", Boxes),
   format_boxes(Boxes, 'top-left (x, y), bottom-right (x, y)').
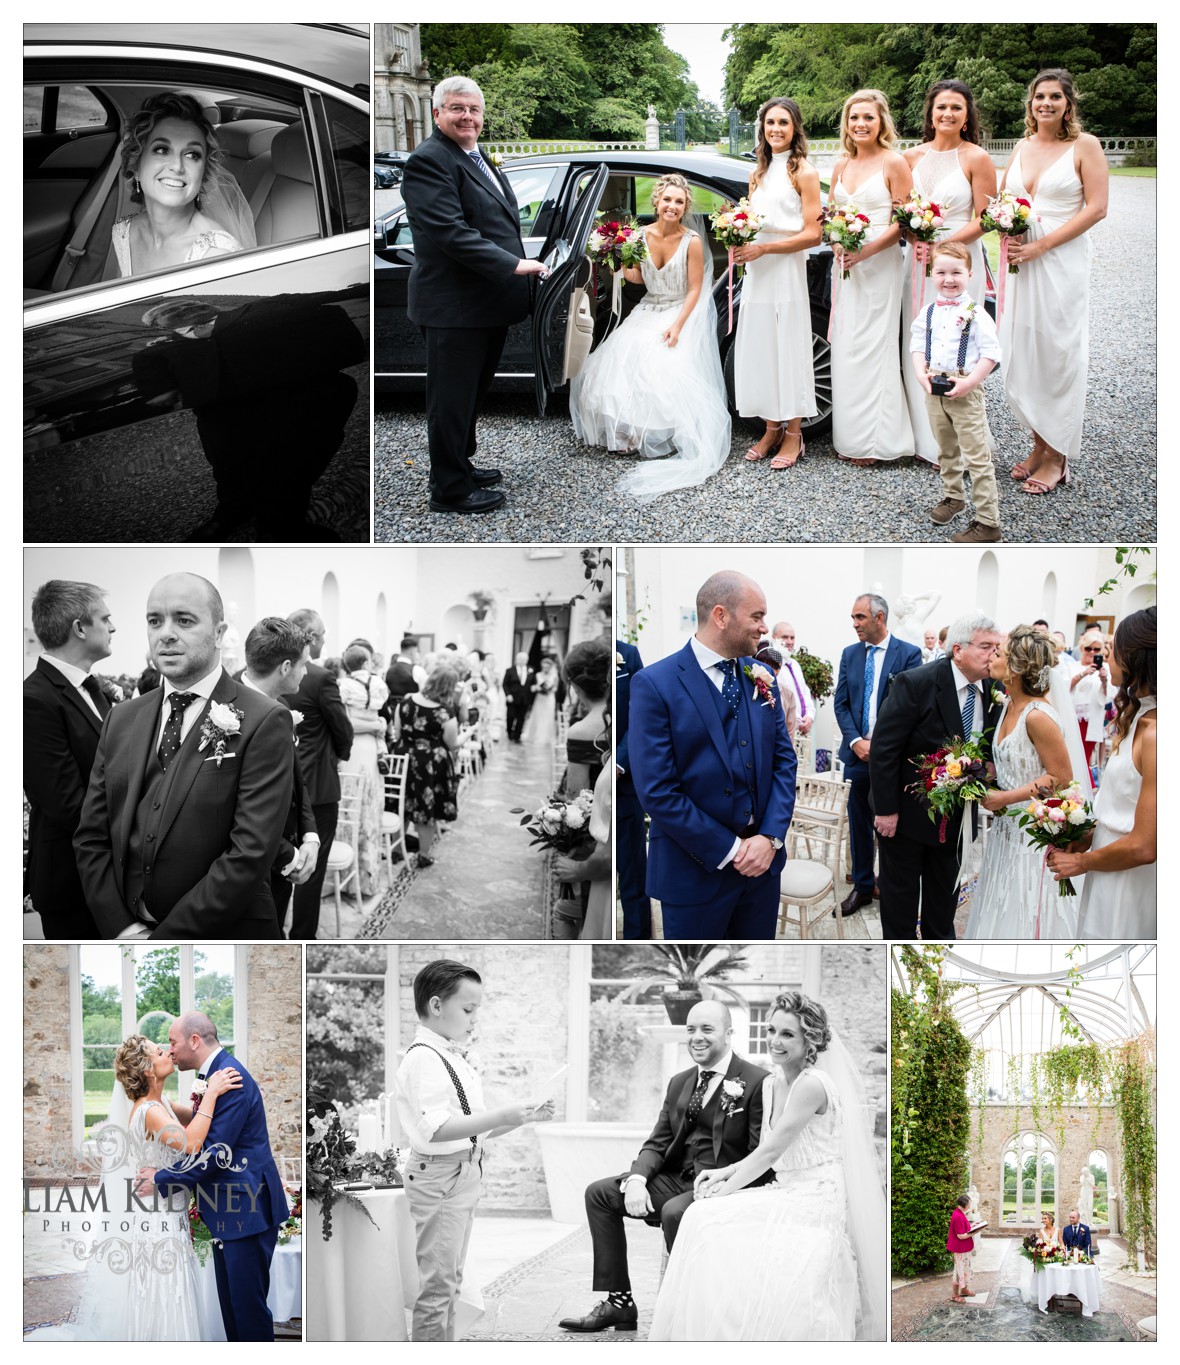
top-left (136, 947), bottom-right (181, 1019)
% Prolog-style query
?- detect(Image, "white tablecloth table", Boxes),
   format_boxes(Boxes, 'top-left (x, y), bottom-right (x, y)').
top-left (306, 1187), bottom-right (484, 1341)
top-left (196, 1237), bottom-right (303, 1337)
top-left (1036, 1262), bottom-right (1101, 1317)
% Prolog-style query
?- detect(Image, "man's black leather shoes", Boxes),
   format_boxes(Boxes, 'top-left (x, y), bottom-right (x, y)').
top-left (429, 488), bottom-right (505, 514)
top-left (558, 1299), bottom-right (638, 1333)
top-left (470, 466), bottom-right (502, 487)
top-left (839, 887), bottom-right (876, 916)
top-left (843, 874), bottom-right (880, 897)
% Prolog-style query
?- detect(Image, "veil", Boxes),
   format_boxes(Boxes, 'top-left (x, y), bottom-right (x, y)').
top-left (818, 1031), bottom-right (888, 1342)
top-left (615, 209), bottom-right (731, 502)
top-left (1047, 666), bottom-right (1093, 794)
top-left (200, 161), bottom-right (257, 251)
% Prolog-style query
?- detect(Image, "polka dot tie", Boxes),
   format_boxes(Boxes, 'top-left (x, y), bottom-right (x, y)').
top-left (158, 692), bottom-right (198, 772)
top-left (685, 1070), bottom-right (716, 1128)
top-left (718, 659), bottom-right (742, 716)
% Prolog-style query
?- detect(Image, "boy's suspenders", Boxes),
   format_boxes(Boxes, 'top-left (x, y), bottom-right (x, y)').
top-left (406, 1043), bottom-right (478, 1153)
top-left (925, 302), bottom-right (973, 374)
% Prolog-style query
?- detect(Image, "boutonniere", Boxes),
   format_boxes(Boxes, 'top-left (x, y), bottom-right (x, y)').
top-left (719, 1077), bottom-right (745, 1117)
top-left (198, 701), bottom-right (244, 767)
top-left (743, 663), bottom-right (776, 709)
top-left (616, 651), bottom-right (626, 672)
top-left (289, 710), bottom-right (304, 747)
top-left (955, 298), bottom-right (977, 331)
top-left (191, 1078), bottom-right (208, 1097)
top-left (96, 676), bottom-right (124, 703)
top-left (987, 683), bottom-right (1004, 708)
top-left (490, 151), bottom-right (504, 168)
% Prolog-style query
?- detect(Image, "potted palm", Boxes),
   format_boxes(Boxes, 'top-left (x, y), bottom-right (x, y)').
top-left (619, 944), bottom-right (750, 1024)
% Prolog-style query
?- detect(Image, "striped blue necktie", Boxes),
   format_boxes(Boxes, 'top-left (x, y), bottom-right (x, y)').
top-left (961, 684), bottom-right (976, 739)
top-left (861, 646), bottom-right (876, 734)
top-left (468, 149), bottom-right (501, 193)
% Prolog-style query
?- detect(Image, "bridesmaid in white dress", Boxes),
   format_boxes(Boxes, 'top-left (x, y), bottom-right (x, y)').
top-left (732, 97), bottom-right (822, 470)
top-left (1000, 68), bottom-right (1109, 493)
top-left (965, 626), bottom-right (1077, 939)
top-left (829, 89), bottom-right (914, 465)
top-left (1049, 607), bottom-right (1157, 936)
top-left (901, 82), bottom-right (997, 467)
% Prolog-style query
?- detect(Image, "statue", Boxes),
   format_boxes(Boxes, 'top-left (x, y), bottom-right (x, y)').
top-left (967, 1180), bottom-right (980, 1216)
top-left (1079, 1166), bottom-right (1095, 1224)
top-left (220, 599), bottom-right (243, 676)
top-left (889, 590), bottom-right (942, 647)
top-left (647, 104), bottom-right (657, 120)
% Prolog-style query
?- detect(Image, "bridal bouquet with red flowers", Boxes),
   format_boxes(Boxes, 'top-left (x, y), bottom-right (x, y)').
top-left (1003, 781), bottom-right (1097, 898)
top-left (820, 203), bottom-right (871, 280)
top-left (511, 789), bottom-right (596, 900)
top-left (980, 190), bottom-right (1035, 271)
top-left (585, 215), bottom-right (648, 273)
top-left (891, 194), bottom-right (944, 274)
top-left (906, 736), bottom-right (991, 844)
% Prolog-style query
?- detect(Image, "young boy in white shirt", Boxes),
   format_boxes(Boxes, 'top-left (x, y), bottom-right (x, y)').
top-left (909, 240), bottom-right (1003, 543)
top-left (395, 959), bottom-right (553, 1341)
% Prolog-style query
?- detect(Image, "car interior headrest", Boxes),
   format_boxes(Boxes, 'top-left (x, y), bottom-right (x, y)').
top-left (271, 121), bottom-right (313, 184)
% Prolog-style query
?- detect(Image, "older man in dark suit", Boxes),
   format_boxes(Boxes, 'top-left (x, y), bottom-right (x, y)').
top-left (402, 74), bottom-right (548, 514)
top-left (23, 579), bottom-right (116, 939)
top-left (284, 609), bottom-right (353, 940)
top-left (74, 573), bottom-right (293, 940)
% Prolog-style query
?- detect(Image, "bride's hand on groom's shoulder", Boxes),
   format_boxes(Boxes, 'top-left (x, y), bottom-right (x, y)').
top-left (206, 1068), bottom-right (244, 1098)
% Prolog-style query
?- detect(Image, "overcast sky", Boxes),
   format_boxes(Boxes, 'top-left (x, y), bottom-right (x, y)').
top-left (663, 23), bottom-right (730, 107)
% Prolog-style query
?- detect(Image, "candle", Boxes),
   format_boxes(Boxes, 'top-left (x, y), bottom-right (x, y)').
top-left (358, 1113), bottom-right (379, 1153)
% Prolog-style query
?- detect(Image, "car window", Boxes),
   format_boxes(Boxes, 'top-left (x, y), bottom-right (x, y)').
top-left (504, 165), bottom-right (559, 239)
top-left (25, 84), bottom-right (110, 134)
top-left (321, 95), bottom-right (369, 234)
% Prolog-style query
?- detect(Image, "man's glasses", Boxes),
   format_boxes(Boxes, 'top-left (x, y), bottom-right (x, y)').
top-left (443, 104), bottom-right (482, 116)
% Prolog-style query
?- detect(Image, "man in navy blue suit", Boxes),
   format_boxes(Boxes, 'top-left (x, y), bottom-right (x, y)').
top-left (614, 638), bottom-right (651, 939)
top-left (1063, 1208), bottom-right (1098, 1258)
top-left (833, 594), bottom-right (924, 917)
top-left (629, 572), bottom-right (797, 939)
top-left (145, 1012), bottom-right (288, 1341)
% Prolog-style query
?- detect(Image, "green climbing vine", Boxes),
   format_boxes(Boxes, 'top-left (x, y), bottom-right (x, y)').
top-left (969, 1047), bottom-right (989, 1154)
top-left (1112, 1031), bottom-right (1156, 1266)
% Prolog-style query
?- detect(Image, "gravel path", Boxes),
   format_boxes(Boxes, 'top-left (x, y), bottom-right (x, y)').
top-left (375, 176), bottom-right (1154, 545)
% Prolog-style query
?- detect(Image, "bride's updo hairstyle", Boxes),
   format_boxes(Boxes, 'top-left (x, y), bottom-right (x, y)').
top-left (771, 990), bottom-right (831, 1066)
top-left (114, 1034), bottom-right (158, 1101)
top-left (563, 638), bottom-right (610, 704)
top-left (122, 92), bottom-right (221, 205)
top-left (1004, 624), bottom-right (1057, 697)
top-left (650, 173), bottom-right (693, 216)
top-left (1111, 606), bottom-right (1155, 752)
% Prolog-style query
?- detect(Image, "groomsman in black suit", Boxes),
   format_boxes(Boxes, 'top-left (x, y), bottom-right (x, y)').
top-left (401, 74), bottom-right (548, 514)
top-left (502, 652), bottom-right (537, 742)
top-left (23, 580), bottom-right (115, 939)
top-left (239, 618), bottom-right (319, 929)
top-left (284, 609), bottom-right (353, 940)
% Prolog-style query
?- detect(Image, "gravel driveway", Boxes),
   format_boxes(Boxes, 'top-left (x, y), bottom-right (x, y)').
top-left (375, 175), bottom-right (1154, 544)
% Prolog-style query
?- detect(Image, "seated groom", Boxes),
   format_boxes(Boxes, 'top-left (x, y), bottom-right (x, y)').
top-left (1062, 1208), bottom-right (1099, 1258)
top-left (559, 1001), bottom-right (770, 1333)
top-left (629, 571), bottom-right (797, 939)
top-left (74, 572), bottom-right (295, 940)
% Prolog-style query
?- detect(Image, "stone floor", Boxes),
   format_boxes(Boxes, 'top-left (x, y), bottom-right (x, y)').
top-left (616, 882), bottom-right (885, 941)
top-left (367, 738), bottom-right (555, 939)
top-left (892, 1235), bottom-right (1156, 1341)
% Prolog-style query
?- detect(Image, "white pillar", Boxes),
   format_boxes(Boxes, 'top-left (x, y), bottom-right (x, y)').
top-left (567, 946), bottom-right (590, 1121)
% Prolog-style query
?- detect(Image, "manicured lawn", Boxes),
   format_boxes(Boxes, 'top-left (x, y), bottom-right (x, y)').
top-left (1110, 166), bottom-right (1155, 177)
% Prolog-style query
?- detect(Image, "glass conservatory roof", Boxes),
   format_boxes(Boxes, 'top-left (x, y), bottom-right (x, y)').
top-left (892, 944), bottom-right (1156, 1054)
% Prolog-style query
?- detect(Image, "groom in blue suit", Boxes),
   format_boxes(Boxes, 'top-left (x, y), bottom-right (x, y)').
top-left (148, 1011), bottom-right (288, 1341)
top-left (629, 572), bottom-right (797, 938)
top-left (833, 594), bottom-right (923, 916)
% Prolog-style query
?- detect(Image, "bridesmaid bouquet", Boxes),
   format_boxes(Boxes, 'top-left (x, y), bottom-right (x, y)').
top-left (891, 194), bottom-right (944, 275)
top-left (1004, 781), bottom-right (1097, 898)
top-left (820, 203), bottom-right (870, 280)
top-left (980, 190), bottom-right (1035, 274)
top-left (907, 736), bottom-right (991, 844)
top-left (585, 215), bottom-right (648, 273)
top-left (511, 788), bottom-right (597, 900)
top-left (710, 197), bottom-right (765, 332)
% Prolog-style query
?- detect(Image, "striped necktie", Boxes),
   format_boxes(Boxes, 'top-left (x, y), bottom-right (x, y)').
top-left (468, 149), bottom-right (501, 194)
top-left (962, 683), bottom-right (976, 739)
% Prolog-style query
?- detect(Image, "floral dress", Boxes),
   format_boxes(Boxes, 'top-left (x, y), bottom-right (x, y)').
top-left (399, 697), bottom-right (458, 824)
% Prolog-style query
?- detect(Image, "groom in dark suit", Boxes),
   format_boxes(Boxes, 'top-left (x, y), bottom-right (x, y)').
top-left (146, 1011), bottom-right (288, 1341)
top-left (629, 571), bottom-right (797, 939)
top-left (833, 594), bottom-right (924, 916)
top-left (74, 573), bottom-right (294, 940)
top-left (560, 1001), bottom-right (770, 1333)
top-left (870, 611), bottom-right (1003, 939)
top-left (402, 75), bottom-right (549, 514)
top-left (502, 652), bottom-right (537, 742)
top-left (23, 580), bottom-right (116, 939)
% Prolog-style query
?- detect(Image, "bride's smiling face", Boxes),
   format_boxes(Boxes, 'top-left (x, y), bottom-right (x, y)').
top-left (766, 1009), bottom-right (808, 1072)
top-left (137, 116), bottom-right (208, 212)
top-left (655, 185), bottom-right (688, 225)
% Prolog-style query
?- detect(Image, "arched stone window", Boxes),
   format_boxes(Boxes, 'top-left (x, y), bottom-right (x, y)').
top-left (1001, 1130), bottom-right (1057, 1225)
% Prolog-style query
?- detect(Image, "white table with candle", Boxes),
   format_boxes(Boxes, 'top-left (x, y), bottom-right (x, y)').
top-left (1036, 1260), bottom-right (1102, 1317)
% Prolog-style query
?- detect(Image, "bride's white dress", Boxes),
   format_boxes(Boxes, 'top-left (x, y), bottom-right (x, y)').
top-left (649, 1067), bottom-right (858, 1341)
top-left (965, 699), bottom-right (1079, 939)
top-left (29, 1098), bottom-right (215, 1340)
top-left (522, 684), bottom-right (557, 745)
top-left (112, 216), bottom-right (243, 277)
top-left (570, 226), bottom-right (731, 500)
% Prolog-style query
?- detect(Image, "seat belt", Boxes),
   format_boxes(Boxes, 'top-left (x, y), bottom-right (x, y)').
top-left (51, 152), bottom-right (122, 292)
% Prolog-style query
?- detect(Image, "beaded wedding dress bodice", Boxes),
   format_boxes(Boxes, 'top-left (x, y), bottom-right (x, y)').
top-left (635, 228), bottom-right (695, 312)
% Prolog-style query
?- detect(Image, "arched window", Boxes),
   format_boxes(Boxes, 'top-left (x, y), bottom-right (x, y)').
top-left (976, 551), bottom-right (998, 617)
top-left (1086, 1149), bottom-right (1110, 1225)
top-left (1001, 1130), bottom-right (1057, 1225)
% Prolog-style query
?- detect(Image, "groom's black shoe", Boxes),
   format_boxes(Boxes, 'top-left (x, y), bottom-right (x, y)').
top-left (429, 487), bottom-right (505, 513)
top-left (839, 887), bottom-right (876, 916)
top-left (469, 466), bottom-right (503, 487)
top-left (558, 1300), bottom-right (638, 1333)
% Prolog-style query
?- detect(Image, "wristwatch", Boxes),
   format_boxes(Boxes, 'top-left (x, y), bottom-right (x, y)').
top-left (768, 836), bottom-right (784, 850)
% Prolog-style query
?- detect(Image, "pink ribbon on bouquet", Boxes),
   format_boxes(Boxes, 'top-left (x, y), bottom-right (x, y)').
top-left (910, 246), bottom-right (921, 318)
top-left (827, 260), bottom-right (841, 343)
top-left (727, 247), bottom-right (735, 335)
top-left (997, 237), bottom-right (1010, 323)
top-left (1033, 847), bottom-right (1051, 940)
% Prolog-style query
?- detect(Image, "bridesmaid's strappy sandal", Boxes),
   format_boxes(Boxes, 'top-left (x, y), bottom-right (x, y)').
top-left (770, 433), bottom-right (805, 469)
top-left (1022, 458), bottom-right (1070, 495)
top-left (845, 457), bottom-right (879, 467)
top-left (745, 422), bottom-right (784, 462)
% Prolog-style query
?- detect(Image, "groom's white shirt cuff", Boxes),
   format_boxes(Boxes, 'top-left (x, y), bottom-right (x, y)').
top-left (689, 638), bottom-right (744, 868)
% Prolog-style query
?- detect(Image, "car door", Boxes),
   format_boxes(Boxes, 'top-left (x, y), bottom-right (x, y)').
top-left (531, 163), bottom-right (609, 414)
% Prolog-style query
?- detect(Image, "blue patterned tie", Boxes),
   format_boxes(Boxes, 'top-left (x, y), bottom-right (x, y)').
top-left (719, 659), bottom-right (742, 716)
top-left (861, 645), bottom-right (876, 734)
top-left (468, 149), bottom-right (502, 193)
top-left (961, 683), bottom-right (976, 740)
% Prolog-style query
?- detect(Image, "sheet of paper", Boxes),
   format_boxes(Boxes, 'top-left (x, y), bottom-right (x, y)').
top-left (531, 1063), bottom-right (568, 1108)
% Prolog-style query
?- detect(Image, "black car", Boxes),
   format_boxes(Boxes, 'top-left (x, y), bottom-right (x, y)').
top-left (374, 149), bottom-right (835, 434)
top-left (24, 23), bottom-right (371, 540)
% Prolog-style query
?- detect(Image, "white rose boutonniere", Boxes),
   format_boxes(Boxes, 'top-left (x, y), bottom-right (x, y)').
top-left (191, 1078), bottom-right (208, 1097)
top-left (720, 1077), bottom-right (746, 1117)
top-left (289, 709), bottom-right (304, 746)
top-left (490, 151), bottom-right (504, 168)
top-left (743, 662), bottom-right (777, 709)
top-left (198, 702), bottom-right (245, 766)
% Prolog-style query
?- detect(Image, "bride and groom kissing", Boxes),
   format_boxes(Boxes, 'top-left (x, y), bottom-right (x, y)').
top-left (559, 995), bottom-right (886, 1340)
top-left (39, 1012), bottom-right (288, 1341)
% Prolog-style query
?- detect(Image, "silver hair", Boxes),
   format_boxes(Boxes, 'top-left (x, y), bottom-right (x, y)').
top-left (857, 592), bottom-right (889, 623)
top-left (946, 610), bottom-right (997, 652)
top-left (432, 76), bottom-right (484, 113)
